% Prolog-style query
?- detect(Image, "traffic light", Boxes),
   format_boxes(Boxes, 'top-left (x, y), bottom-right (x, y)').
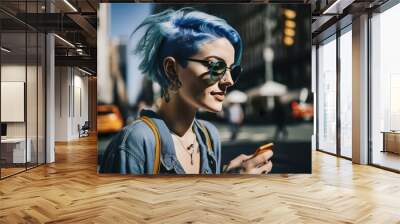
top-left (283, 9), bottom-right (296, 46)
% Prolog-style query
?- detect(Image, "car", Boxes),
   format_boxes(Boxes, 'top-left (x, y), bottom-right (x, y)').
top-left (291, 101), bottom-right (314, 121)
top-left (97, 105), bottom-right (124, 134)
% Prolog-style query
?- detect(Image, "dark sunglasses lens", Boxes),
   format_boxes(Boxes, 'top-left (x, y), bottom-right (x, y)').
top-left (208, 71), bottom-right (223, 84)
top-left (209, 61), bottom-right (227, 74)
top-left (206, 61), bottom-right (226, 84)
top-left (231, 65), bottom-right (243, 82)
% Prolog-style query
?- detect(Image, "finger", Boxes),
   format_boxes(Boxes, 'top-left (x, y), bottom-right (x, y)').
top-left (250, 161), bottom-right (272, 174)
top-left (245, 161), bottom-right (273, 174)
top-left (245, 150), bottom-right (273, 168)
top-left (262, 150), bottom-right (273, 160)
top-left (260, 161), bottom-right (273, 174)
top-left (228, 154), bottom-right (252, 169)
top-left (239, 153), bottom-right (253, 161)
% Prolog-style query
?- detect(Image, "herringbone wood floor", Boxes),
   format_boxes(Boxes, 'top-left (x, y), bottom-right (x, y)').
top-left (1, 135), bottom-right (400, 224)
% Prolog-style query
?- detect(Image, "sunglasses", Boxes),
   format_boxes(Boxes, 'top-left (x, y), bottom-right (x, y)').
top-left (187, 58), bottom-right (243, 85)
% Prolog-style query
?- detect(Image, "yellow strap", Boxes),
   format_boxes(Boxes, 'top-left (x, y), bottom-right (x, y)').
top-left (140, 116), bottom-right (161, 174)
top-left (139, 117), bottom-right (212, 174)
top-left (198, 121), bottom-right (213, 153)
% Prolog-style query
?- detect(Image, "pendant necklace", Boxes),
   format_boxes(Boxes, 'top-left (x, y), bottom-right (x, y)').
top-left (172, 133), bottom-right (197, 165)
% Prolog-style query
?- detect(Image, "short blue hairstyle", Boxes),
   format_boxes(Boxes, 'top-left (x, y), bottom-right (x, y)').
top-left (131, 8), bottom-right (243, 93)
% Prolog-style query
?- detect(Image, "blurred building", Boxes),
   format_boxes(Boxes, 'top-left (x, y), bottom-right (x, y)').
top-left (153, 4), bottom-right (311, 123)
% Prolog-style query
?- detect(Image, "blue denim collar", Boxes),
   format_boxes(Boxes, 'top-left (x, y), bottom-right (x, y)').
top-left (139, 109), bottom-right (214, 174)
top-left (193, 119), bottom-right (217, 165)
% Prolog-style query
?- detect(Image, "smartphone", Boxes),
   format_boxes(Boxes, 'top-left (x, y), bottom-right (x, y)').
top-left (254, 143), bottom-right (274, 156)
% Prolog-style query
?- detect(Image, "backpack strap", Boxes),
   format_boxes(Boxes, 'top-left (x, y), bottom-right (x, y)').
top-left (138, 116), bottom-right (213, 175)
top-left (140, 116), bottom-right (161, 175)
top-left (197, 121), bottom-right (213, 154)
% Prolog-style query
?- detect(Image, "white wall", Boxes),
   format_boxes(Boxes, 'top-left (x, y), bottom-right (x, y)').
top-left (1, 65), bottom-right (38, 138)
top-left (72, 73), bottom-right (89, 138)
top-left (1, 65), bottom-right (26, 142)
top-left (1, 65), bottom-right (26, 135)
top-left (55, 66), bottom-right (69, 141)
top-left (1, 63), bottom-right (46, 164)
top-left (55, 67), bottom-right (89, 141)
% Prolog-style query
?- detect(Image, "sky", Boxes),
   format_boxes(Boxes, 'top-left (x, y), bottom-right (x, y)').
top-left (110, 3), bottom-right (153, 39)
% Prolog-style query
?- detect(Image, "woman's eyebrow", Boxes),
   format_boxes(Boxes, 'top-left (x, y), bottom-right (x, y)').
top-left (204, 55), bottom-right (225, 62)
top-left (204, 55), bottom-right (234, 65)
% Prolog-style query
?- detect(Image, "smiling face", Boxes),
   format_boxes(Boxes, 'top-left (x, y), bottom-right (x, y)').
top-left (172, 38), bottom-right (236, 113)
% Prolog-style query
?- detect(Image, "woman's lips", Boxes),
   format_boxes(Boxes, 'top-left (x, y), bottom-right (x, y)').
top-left (210, 91), bottom-right (225, 102)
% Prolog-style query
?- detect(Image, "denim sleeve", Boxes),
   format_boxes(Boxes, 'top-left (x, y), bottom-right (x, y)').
top-left (99, 121), bottom-right (151, 174)
top-left (203, 122), bottom-right (241, 174)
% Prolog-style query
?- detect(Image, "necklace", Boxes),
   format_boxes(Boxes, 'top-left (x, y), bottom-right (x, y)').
top-left (171, 132), bottom-right (197, 165)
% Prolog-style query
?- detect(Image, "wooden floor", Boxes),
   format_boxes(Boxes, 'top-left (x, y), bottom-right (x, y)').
top-left (373, 150), bottom-right (400, 171)
top-left (1, 167), bottom-right (26, 178)
top-left (1, 135), bottom-right (400, 223)
top-left (1, 163), bottom-right (44, 178)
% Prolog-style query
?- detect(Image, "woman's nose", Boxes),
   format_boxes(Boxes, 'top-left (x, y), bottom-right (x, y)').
top-left (219, 71), bottom-right (234, 88)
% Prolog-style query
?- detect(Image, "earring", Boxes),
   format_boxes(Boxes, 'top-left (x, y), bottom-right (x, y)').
top-left (162, 87), bottom-right (170, 103)
top-left (176, 80), bottom-right (182, 89)
top-left (164, 92), bottom-right (170, 102)
top-left (169, 79), bottom-right (182, 92)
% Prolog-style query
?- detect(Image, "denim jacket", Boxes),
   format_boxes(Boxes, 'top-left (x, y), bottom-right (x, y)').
top-left (99, 109), bottom-right (221, 175)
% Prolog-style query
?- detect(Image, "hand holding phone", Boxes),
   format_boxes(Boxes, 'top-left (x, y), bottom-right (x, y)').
top-left (224, 142), bottom-right (274, 174)
top-left (252, 143), bottom-right (274, 158)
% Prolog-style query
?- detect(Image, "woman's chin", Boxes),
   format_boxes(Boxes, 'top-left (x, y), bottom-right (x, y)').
top-left (201, 102), bottom-right (223, 113)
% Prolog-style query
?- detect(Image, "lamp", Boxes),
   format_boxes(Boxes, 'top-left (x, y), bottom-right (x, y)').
top-left (63, 0), bottom-right (78, 12)
top-left (78, 67), bottom-right (93, 76)
top-left (1, 47), bottom-right (11, 53)
top-left (54, 34), bottom-right (75, 48)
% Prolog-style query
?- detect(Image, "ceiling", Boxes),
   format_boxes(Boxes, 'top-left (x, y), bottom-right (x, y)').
top-left (309, 0), bottom-right (389, 43)
top-left (0, 0), bottom-right (98, 74)
top-left (1, 0), bottom-right (394, 73)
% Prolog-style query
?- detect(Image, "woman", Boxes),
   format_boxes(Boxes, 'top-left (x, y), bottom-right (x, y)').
top-left (100, 8), bottom-right (273, 175)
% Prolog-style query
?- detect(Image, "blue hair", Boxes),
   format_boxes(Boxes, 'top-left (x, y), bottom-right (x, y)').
top-left (131, 8), bottom-right (243, 93)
